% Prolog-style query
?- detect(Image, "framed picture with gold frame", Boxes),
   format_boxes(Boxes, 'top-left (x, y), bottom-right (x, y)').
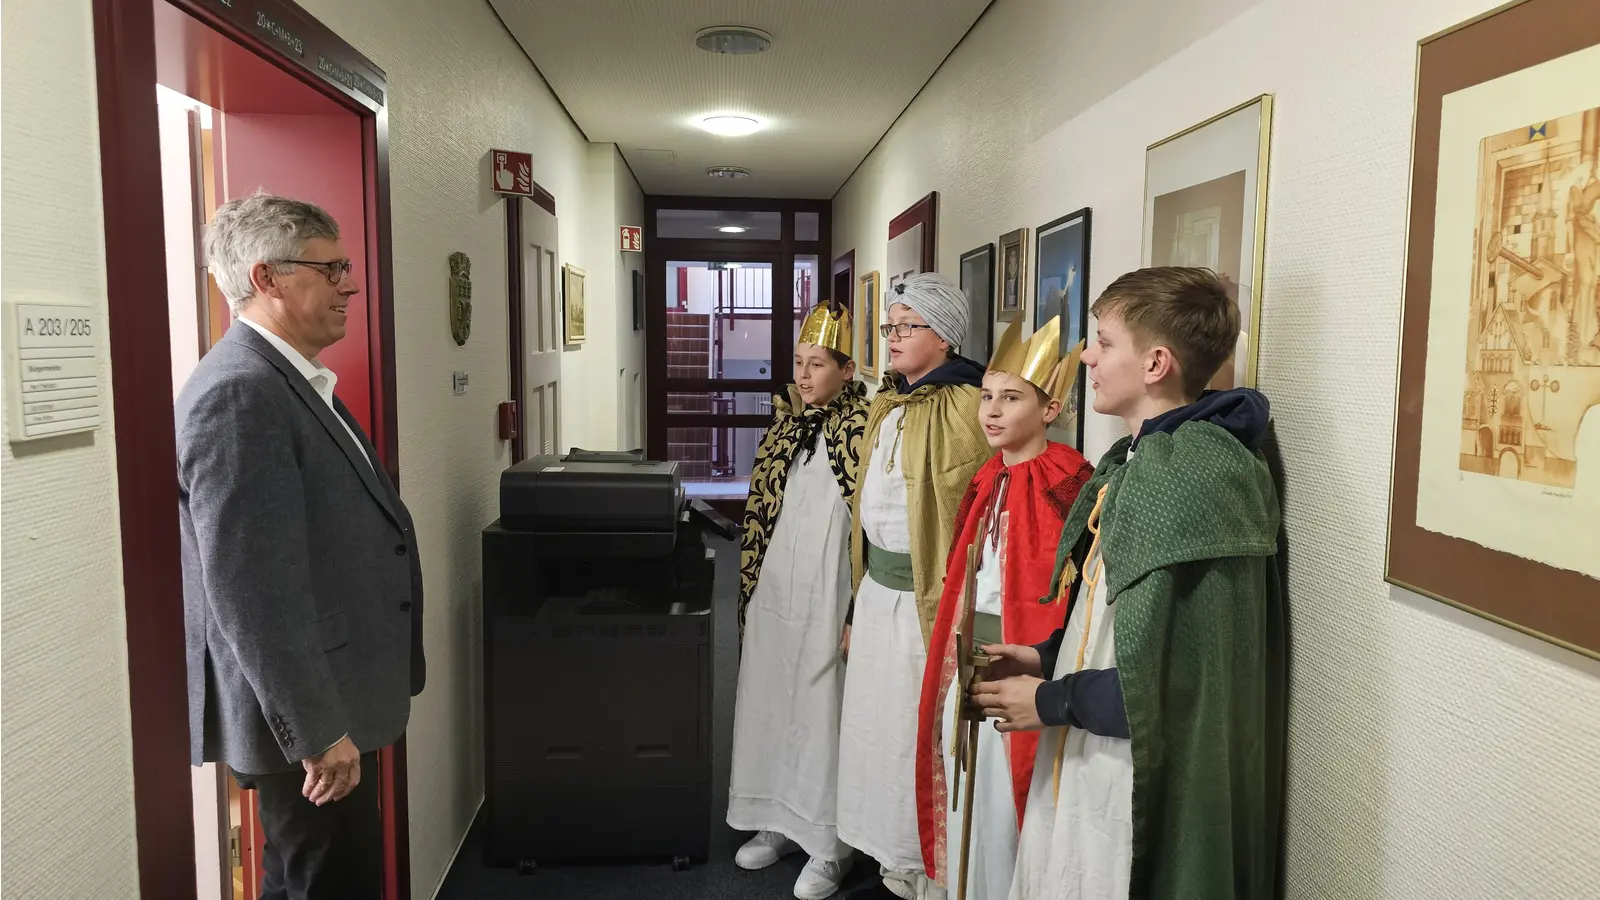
top-left (1142, 94), bottom-right (1273, 390)
top-left (996, 227), bottom-right (1028, 323)
top-left (1386, 0), bottom-right (1600, 659)
top-left (562, 263), bottom-right (586, 345)
top-left (857, 270), bottom-right (881, 379)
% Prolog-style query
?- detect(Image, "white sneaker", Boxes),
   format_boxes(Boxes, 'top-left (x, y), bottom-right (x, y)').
top-left (794, 855), bottom-right (853, 900)
top-left (735, 830), bottom-right (799, 870)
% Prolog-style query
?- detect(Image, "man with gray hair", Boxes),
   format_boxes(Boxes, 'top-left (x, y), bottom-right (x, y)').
top-left (176, 192), bottom-right (423, 900)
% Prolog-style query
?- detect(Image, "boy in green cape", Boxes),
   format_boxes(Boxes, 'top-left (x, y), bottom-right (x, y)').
top-left (973, 266), bottom-right (1286, 900)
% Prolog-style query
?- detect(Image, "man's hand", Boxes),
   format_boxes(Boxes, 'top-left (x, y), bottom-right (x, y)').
top-left (302, 736), bottom-right (360, 806)
top-left (971, 676), bottom-right (1046, 733)
top-left (839, 624), bottom-right (852, 661)
top-left (979, 643), bottom-right (1043, 680)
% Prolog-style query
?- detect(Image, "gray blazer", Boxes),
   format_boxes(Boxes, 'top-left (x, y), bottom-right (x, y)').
top-left (177, 324), bottom-right (424, 775)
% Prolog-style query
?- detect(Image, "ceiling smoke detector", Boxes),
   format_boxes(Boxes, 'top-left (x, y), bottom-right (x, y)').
top-left (695, 26), bottom-right (773, 55)
top-left (707, 166), bottom-right (751, 179)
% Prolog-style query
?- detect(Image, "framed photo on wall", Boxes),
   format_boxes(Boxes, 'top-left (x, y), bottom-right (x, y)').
top-left (1386, 0), bottom-right (1600, 659)
top-left (959, 243), bottom-right (996, 362)
top-left (563, 263), bottom-right (586, 345)
top-left (1034, 209), bottom-right (1092, 450)
top-left (996, 227), bottom-right (1028, 323)
top-left (888, 192), bottom-right (938, 321)
top-left (1143, 94), bottom-right (1273, 390)
top-left (857, 271), bottom-right (881, 380)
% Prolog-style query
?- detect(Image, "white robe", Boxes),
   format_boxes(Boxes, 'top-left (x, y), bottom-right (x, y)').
top-left (1008, 546), bottom-right (1133, 900)
top-left (837, 407), bottom-right (931, 879)
top-left (940, 527), bottom-right (1020, 900)
top-left (728, 437), bottom-right (853, 861)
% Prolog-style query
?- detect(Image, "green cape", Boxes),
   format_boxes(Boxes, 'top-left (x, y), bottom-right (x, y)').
top-left (1045, 420), bottom-right (1287, 899)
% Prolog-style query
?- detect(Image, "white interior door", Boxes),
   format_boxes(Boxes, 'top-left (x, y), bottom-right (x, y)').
top-left (522, 201), bottom-right (561, 457)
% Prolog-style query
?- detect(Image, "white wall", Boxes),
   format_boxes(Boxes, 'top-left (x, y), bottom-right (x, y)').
top-left (0, 0), bottom-right (142, 895)
top-left (1, 0), bottom-right (640, 897)
top-left (833, 0), bottom-right (1600, 898)
top-left (614, 151), bottom-right (646, 449)
top-left (562, 143), bottom-right (645, 454)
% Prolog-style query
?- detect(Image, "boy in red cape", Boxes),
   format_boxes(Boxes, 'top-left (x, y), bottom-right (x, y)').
top-left (914, 316), bottom-right (1093, 900)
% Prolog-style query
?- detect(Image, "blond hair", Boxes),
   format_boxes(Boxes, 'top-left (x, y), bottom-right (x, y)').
top-left (1091, 267), bottom-right (1238, 398)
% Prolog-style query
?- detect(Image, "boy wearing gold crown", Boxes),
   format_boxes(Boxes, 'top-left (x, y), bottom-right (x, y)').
top-left (729, 300), bottom-right (870, 900)
top-left (836, 273), bottom-right (990, 900)
top-left (973, 268), bottom-right (1286, 900)
top-left (913, 317), bottom-right (1095, 900)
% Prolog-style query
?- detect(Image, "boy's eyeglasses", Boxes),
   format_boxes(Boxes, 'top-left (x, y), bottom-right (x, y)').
top-left (879, 323), bottom-right (934, 339)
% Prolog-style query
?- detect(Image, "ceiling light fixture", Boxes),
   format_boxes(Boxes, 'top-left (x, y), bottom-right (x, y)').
top-left (707, 166), bottom-right (751, 179)
top-left (699, 115), bottom-right (761, 137)
top-left (695, 26), bottom-right (773, 55)
top-left (718, 226), bottom-right (748, 234)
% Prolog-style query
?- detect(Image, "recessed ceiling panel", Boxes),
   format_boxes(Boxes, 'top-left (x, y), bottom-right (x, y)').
top-left (490, 0), bottom-right (991, 197)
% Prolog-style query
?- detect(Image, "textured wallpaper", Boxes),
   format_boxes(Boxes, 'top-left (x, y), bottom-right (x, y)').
top-left (833, 0), bottom-right (1600, 897)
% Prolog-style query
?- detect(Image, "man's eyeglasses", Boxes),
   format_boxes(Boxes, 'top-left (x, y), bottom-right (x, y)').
top-left (280, 259), bottom-right (355, 284)
top-left (878, 322), bottom-right (934, 339)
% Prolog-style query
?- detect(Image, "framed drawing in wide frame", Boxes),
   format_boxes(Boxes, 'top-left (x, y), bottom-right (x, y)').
top-left (563, 263), bottom-right (586, 345)
top-left (1143, 94), bottom-right (1273, 390)
top-left (1035, 209), bottom-right (1092, 449)
top-left (858, 271), bottom-right (881, 380)
top-left (1387, 0), bottom-right (1600, 659)
top-left (960, 243), bottom-right (996, 362)
top-left (997, 227), bottom-right (1028, 323)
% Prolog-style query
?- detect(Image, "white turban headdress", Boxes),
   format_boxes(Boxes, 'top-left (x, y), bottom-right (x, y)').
top-left (888, 272), bottom-right (969, 351)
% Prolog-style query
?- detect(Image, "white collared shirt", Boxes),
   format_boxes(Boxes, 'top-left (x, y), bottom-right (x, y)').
top-left (237, 316), bottom-right (374, 474)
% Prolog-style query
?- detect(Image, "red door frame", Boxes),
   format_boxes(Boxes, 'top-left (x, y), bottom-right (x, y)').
top-left (91, 1), bottom-right (408, 898)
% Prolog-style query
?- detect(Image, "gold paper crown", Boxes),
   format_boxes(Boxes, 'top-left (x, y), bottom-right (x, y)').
top-left (797, 301), bottom-right (853, 358)
top-left (987, 316), bottom-right (1084, 404)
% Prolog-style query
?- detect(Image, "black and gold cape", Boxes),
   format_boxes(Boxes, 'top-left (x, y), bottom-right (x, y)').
top-left (737, 379), bottom-right (869, 633)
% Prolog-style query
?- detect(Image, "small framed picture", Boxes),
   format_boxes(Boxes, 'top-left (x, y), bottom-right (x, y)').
top-left (857, 271), bottom-right (881, 379)
top-left (1034, 208), bottom-right (1092, 449)
top-left (996, 228), bottom-right (1028, 322)
top-left (563, 264), bottom-right (586, 345)
top-left (959, 243), bottom-right (996, 361)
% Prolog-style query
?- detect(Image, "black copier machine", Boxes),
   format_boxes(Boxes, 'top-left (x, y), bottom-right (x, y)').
top-left (481, 450), bottom-right (734, 873)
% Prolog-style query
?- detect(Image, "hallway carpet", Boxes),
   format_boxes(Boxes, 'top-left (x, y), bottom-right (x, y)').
top-left (434, 533), bottom-right (879, 900)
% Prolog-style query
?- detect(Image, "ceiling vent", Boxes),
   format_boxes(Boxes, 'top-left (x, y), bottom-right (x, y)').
top-left (695, 26), bottom-right (773, 55)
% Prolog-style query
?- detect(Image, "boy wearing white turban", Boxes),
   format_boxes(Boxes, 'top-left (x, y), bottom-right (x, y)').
top-left (836, 273), bottom-right (990, 899)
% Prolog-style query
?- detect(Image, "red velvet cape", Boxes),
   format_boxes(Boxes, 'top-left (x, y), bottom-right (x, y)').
top-left (914, 441), bottom-right (1094, 881)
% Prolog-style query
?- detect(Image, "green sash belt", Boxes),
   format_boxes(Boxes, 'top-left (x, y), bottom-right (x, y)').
top-left (865, 541), bottom-right (915, 592)
top-left (972, 611), bottom-right (1003, 647)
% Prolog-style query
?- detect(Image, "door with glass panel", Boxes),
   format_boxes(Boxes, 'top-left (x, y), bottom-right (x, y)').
top-left (647, 204), bottom-right (827, 511)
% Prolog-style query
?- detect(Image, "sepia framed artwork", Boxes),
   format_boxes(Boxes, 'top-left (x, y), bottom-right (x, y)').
top-left (959, 243), bottom-right (996, 361)
top-left (1387, 0), bottom-right (1600, 659)
top-left (563, 263), bottom-right (586, 345)
top-left (996, 227), bottom-right (1028, 323)
top-left (1035, 208), bottom-right (1092, 450)
top-left (857, 271), bottom-right (881, 379)
top-left (1143, 94), bottom-right (1273, 391)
